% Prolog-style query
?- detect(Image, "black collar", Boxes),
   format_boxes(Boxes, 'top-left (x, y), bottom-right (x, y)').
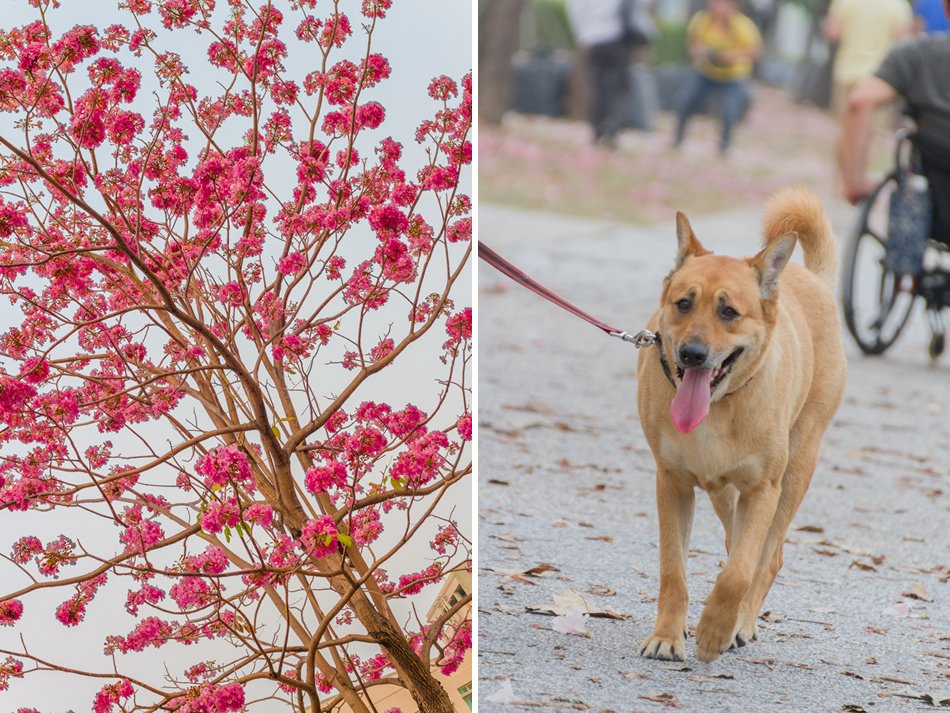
top-left (654, 333), bottom-right (678, 388)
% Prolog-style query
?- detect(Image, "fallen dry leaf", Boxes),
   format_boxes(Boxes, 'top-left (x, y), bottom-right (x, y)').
top-left (550, 609), bottom-right (591, 637)
top-left (849, 560), bottom-right (877, 572)
top-left (486, 680), bottom-right (516, 704)
top-left (882, 601), bottom-right (913, 618)
top-left (796, 524), bottom-right (825, 533)
top-left (889, 689), bottom-right (950, 706)
top-left (638, 693), bottom-right (682, 708)
top-left (524, 562), bottom-right (560, 577)
top-left (760, 610), bottom-right (786, 623)
top-left (873, 674), bottom-right (917, 685)
top-left (902, 583), bottom-right (934, 602)
top-left (526, 589), bottom-right (628, 620)
top-left (587, 584), bottom-right (616, 597)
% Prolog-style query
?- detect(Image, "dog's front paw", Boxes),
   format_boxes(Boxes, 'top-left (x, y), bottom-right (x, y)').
top-left (639, 631), bottom-right (687, 662)
top-left (695, 609), bottom-right (738, 662)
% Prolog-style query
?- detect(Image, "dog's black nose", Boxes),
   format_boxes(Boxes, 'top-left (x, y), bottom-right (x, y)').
top-left (679, 342), bottom-right (708, 368)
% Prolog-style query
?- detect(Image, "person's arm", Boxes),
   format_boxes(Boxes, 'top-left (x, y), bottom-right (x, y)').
top-left (836, 76), bottom-right (899, 205)
top-left (823, 13), bottom-right (843, 43)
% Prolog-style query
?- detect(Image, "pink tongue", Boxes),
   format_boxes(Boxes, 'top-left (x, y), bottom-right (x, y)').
top-left (670, 368), bottom-right (713, 433)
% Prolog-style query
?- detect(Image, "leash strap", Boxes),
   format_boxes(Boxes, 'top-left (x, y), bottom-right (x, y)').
top-left (479, 241), bottom-right (677, 387)
top-left (478, 241), bottom-right (656, 347)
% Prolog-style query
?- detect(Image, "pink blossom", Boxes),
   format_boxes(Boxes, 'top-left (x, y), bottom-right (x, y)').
top-left (369, 338), bottom-right (394, 363)
top-left (0, 600), bottom-right (23, 626)
top-left (277, 252), bottom-right (306, 275)
top-left (196, 445), bottom-right (253, 490)
top-left (428, 75), bottom-right (459, 100)
top-left (299, 516), bottom-right (339, 559)
top-left (351, 508), bottom-right (382, 546)
top-left (305, 461), bottom-right (348, 494)
top-left (457, 412), bottom-right (472, 441)
top-left (200, 499), bottom-right (241, 534)
top-left (0, 656), bottom-right (24, 692)
top-left (10, 536), bottom-right (42, 564)
top-left (93, 679), bottom-right (134, 713)
top-left (244, 503), bottom-right (273, 529)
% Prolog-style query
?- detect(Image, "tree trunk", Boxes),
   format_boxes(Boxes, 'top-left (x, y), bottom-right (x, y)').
top-left (348, 589), bottom-right (455, 713)
top-left (478, 0), bottom-right (526, 124)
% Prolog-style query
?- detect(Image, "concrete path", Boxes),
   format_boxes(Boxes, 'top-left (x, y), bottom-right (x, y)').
top-left (477, 201), bottom-right (950, 712)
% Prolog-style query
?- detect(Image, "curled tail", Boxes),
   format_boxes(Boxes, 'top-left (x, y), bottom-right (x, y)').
top-left (763, 186), bottom-right (838, 289)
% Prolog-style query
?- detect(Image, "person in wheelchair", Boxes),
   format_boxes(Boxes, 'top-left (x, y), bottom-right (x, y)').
top-left (836, 0), bottom-right (950, 248)
top-left (836, 1), bottom-right (950, 359)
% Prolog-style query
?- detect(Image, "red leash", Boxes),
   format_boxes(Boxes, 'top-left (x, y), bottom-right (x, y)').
top-left (478, 241), bottom-right (656, 348)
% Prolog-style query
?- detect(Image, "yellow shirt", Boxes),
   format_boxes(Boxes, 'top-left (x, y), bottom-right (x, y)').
top-left (828, 0), bottom-right (912, 85)
top-left (687, 11), bottom-right (762, 82)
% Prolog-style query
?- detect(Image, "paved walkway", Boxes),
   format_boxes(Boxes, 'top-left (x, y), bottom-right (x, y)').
top-left (477, 201), bottom-right (950, 712)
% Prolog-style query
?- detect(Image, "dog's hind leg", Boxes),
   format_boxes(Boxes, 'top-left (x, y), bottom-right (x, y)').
top-left (640, 470), bottom-right (695, 662)
top-left (695, 476), bottom-right (782, 663)
top-left (735, 424), bottom-right (826, 647)
top-left (710, 485), bottom-right (739, 555)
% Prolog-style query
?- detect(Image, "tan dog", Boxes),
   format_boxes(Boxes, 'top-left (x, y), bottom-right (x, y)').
top-left (636, 187), bottom-right (846, 663)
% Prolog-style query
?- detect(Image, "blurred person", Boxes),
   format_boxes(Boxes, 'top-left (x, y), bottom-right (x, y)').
top-left (568, 0), bottom-right (655, 147)
top-left (672, 0), bottom-right (762, 154)
top-left (913, 0), bottom-right (950, 34)
top-left (823, 0), bottom-right (912, 115)
top-left (837, 0), bottom-right (950, 246)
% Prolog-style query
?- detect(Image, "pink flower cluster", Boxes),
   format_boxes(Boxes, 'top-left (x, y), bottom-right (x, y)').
top-left (0, 599), bottom-right (23, 626)
top-left (457, 412), bottom-right (472, 441)
top-left (304, 461), bottom-right (348, 495)
top-left (389, 431), bottom-right (449, 488)
top-left (394, 562), bottom-right (442, 597)
top-left (119, 504), bottom-right (166, 555)
top-left (0, 656), bottom-right (23, 692)
top-left (299, 516), bottom-right (339, 559)
top-left (92, 679), bottom-right (134, 713)
top-left (430, 523), bottom-right (460, 555)
top-left (168, 682), bottom-right (245, 712)
top-left (0, 375), bottom-right (36, 426)
top-left (195, 445), bottom-right (253, 490)
top-left (199, 498), bottom-right (242, 534)
top-left (55, 573), bottom-right (106, 627)
top-left (438, 620), bottom-right (472, 676)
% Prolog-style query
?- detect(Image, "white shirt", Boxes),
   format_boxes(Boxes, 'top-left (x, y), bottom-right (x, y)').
top-left (567, 0), bottom-right (625, 46)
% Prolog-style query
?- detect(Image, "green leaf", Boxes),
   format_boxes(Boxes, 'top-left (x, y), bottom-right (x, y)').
top-left (223, 526), bottom-right (232, 543)
top-left (337, 533), bottom-right (353, 548)
top-left (271, 424), bottom-right (281, 440)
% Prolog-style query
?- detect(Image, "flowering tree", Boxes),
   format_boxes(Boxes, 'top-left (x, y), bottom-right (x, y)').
top-left (0, 1), bottom-right (471, 711)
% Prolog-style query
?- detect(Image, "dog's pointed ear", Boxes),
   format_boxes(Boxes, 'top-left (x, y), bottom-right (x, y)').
top-left (752, 233), bottom-right (797, 299)
top-left (675, 212), bottom-right (708, 268)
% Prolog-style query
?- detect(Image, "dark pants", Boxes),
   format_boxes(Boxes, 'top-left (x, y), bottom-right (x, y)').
top-left (674, 68), bottom-right (750, 152)
top-left (586, 38), bottom-right (633, 142)
top-left (917, 134), bottom-right (950, 247)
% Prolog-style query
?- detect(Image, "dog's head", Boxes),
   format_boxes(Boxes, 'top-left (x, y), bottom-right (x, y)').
top-left (658, 212), bottom-right (797, 434)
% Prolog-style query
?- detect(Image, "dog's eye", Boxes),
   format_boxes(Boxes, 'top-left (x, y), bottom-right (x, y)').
top-left (720, 305), bottom-right (740, 321)
top-left (676, 298), bottom-right (691, 314)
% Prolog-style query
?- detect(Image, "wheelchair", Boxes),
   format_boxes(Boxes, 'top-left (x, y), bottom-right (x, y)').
top-left (840, 130), bottom-right (950, 360)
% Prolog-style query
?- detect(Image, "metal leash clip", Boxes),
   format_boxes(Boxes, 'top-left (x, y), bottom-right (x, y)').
top-left (610, 329), bottom-right (657, 348)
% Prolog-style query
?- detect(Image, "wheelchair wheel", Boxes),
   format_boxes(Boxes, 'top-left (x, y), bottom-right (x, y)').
top-left (841, 173), bottom-right (916, 355)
